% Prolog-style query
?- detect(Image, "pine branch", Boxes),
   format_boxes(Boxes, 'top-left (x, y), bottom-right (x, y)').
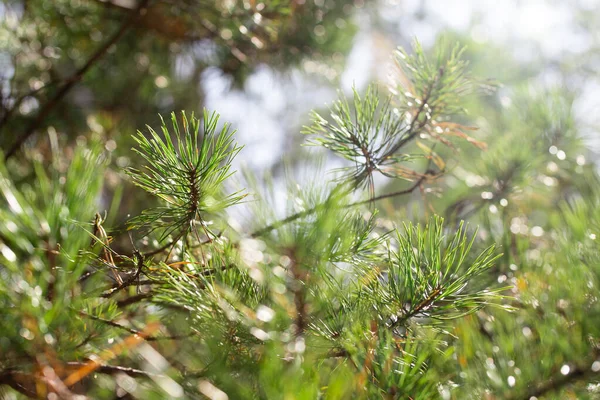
top-left (65, 362), bottom-right (163, 379)
top-left (127, 111), bottom-right (245, 242)
top-left (0, 371), bottom-right (37, 398)
top-left (250, 166), bottom-right (435, 238)
top-left (509, 356), bottom-right (600, 400)
top-left (77, 310), bottom-right (190, 341)
top-left (101, 250), bottom-right (145, 298)
top-left (4, 0), bottom-right (151, 159)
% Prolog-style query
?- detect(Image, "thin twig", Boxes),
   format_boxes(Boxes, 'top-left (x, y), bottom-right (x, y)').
top-left (4, 0), bottom-right (151, 159)
top-left (250, 207), bottom-right (317, 238)
top-left (350, 173), bottom-right (429, 206)
top-left (390, 285), bottom-right (442, 329)
top-left (65, 362), bottom-right (162, 378)
top-left (0, 79), bottom-right (60, 130)
top-left (144, 230), bottom-right (220, 257)
top-left (77, 310), bottom-right (190, 341)
top-left (116, 292), bottom-right (154, 307)
top-left (507, 349), bottom-right (600, 400)
top-left (289, 251), bottom-right (307, 337)
top-left (250, 167), bottom-right (436, 238)
top-left (101, 249), bottom-right (145, 297)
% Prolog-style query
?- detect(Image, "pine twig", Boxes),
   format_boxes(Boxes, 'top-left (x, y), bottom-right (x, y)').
top-left (250, 163), bottom-right (437, 238)
top-left (65, 362), bottom-right (162, 379)
top-left (507, 349), bottom-right (600, 400)
top-left (77, 310), bottom-right (189, 341)
top-left (101, 249), bottom-right (145, 298)
top-left (4, 0), bottom-right (151, 159)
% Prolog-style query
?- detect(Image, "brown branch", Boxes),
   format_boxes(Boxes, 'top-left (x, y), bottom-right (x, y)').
top-left (250, 165), bottom-right (436, 238)
top-left (349, 172), bottom-right (430, 206)
top-left (390, 285), bottom-right (443, 330)
top-left (144, 231), bottom-right (221, 257)
top-left (92, 0), bottom-right (213, 42)
top-left (0, 79), bottom-right (60, 131)
top-left (65, 362), bottom-right (162, 378)
top-left (4, 0), bottom-right (151, 159)
top-left (77, 310), bottom-right (189, 341)
top-left (507, 349), bottom-right (600, 400)
top-left (101, 249), bottom-right (145, 297)
top-left (0, 370), bottom-right (37, 398)
top-left (289, 251), bottom-right (307, 337)
top-left (116, 292), bottom-right (154, 307)
top-left (248, 183), bottom-right (419, 238)
top-left (250, 207), bottom-right (317, 238)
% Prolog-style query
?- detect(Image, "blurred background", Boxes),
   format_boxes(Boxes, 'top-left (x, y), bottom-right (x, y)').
top-left (2, 0), bottom-right (598, 173)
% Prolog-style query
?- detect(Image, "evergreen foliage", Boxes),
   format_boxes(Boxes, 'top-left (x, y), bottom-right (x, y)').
top-left (1, 4), bottom-right (600, 398)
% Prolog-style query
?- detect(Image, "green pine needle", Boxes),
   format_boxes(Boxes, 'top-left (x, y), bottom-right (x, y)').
top-left (127, 110), bottom-right (245, 241)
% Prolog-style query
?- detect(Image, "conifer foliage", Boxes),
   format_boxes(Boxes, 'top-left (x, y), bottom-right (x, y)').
top-left (1, 36), bottom-right (599, 399)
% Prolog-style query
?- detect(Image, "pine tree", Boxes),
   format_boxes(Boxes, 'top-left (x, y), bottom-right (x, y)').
top-left (0, 39), bottom-right (508, 399)
top-left (1, 22), bottom-right (600, 400)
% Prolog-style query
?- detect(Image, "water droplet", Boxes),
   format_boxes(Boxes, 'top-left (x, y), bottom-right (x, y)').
top-left (508, 375), bottom-right (516, 387)
top-left (272, 266), bottom-right (286, 278)
top-left (250, 327), bottom-right (269, 341)
top-left (543, 176), bottom-right (555, 186)
top-left (256, 305), bottom-right (274, 322)
top-left (0, 244), bottom-right (16, 262)
top-left (546, 161), bottom-right (559, 172)
top-left (44, 334), bottom-right (55, 345)
top-left (531, 226), bottom-right (544, 237)
top-left (20, 328), bottom-right (34, 340)
top-left (294, 337), bottom-right (306, 353)
top-left (313, 25), bottom-right (326, 37)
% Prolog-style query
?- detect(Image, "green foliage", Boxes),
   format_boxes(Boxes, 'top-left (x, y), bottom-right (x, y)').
top-left (375, 219), bottom-right (503, 326)
top-left (304, 85), bottom-right (420, 188)
top-left (0, 140), bottom-right (117, 397)
top-left (127, 111), bottom-right (245, 241)
top-left (2, 12), bottom-right (600, 398)
top-left (0, 35), bottom-right (516, 399)
top-left (392, 41), bottom-right (472, 119)
top-left (304, 41), bottom-right (484, 198)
